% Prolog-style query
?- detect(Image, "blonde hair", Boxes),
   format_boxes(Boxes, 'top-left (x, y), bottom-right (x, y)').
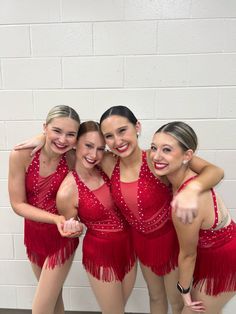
top-left (156, 121), bottom-right (198, 152)
top-left (46, 105), bottom-right (80, 126)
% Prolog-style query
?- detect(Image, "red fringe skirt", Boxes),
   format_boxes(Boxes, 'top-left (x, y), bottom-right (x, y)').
top-left (193, 222), bottom-right (236, 296)
top-left (132, 221), bottom-right (179, 276)
top-left (25, 219), bottom-right (79, 269)
top-left (82, 228), bottom-right (136, 282)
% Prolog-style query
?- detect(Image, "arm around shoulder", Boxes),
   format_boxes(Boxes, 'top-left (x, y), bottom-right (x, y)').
top-left (189, 155), bottom-right (224, 192)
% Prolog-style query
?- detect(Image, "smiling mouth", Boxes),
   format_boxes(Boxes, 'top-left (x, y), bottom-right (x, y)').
top-left (53, 142), bottom-right (68, 149)
top-left (115, 144), bottom-right (129, 153)
top-left (85, 157), bottom-right (96, 164)
top-left (154, 162), bottom-right (168, 170)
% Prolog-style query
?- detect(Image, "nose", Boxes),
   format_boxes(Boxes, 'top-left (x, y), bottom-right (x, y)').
top-left (58, 133), bottom-right (67, 143)
top-left (114, 134), bottom-right (123, 147)
top-left (153, 149), bottom-right (161, 161)
top-left (90, 148), bottom-right (97, 159)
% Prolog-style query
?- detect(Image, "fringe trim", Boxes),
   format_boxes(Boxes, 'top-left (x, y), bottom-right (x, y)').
top-left (83, 256), bottom-right (136, 282)
top-left (193, 237), bottom-right (236, 296)
top-left (133, 224), bottom-right (179, 276)
top-left (82, 229), bottom-right (136, 281)
top-left (27, 239), bottom-right (79, 269)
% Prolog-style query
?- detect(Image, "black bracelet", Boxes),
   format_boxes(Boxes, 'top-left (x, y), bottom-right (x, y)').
top-left (177, 282), bottom-right (190, 294)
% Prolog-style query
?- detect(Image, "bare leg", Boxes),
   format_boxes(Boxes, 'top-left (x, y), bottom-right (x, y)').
top-left (164, 268), bottom-right (184, 314)
top-left (139, 262), bottom-right (168, 314)
top-left (31, 254), bottom-right (74, 314)
top-left (190, 285), bottom-right (236, 314)
top-left (54, 290), bottom-right (64, 314)
top-left (87, 272), bottom-right (125, 314)
top-left (122, 262), bottom-right (137, 304)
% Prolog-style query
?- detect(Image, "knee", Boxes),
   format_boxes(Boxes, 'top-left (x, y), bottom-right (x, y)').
top-left (148, 289), bottom-right (167, 305)
top-left (169, 297), bottom-right (184, 314)
top-left (32, 299), bottom-right (55, 314)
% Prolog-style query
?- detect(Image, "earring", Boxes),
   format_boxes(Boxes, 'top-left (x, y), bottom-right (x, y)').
top-left (182, 160), bottom-right (188, 165)
top-left (137, 132), bottom-right (140, 136)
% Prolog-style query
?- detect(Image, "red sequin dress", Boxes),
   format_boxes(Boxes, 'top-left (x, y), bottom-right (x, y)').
top-left (72, 168), bottom-right (136, 282)
top-left (110, 151), bottom-right (179, 276)
top-left (178, 177), bottom-right (236, 296)
top-left (25, 150), bottom-right (79, 269)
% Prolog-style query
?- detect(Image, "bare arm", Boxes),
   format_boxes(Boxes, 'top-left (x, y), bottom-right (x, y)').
top-left (172, 209), bottom-right (205, 312)
top-left (14, 134), bottom-right (46, 156)
top-left (172, 156), bottom-right (224, 223)
top-left (56, 173), bottom-right (78, 220)
top-left (56, 173), bottom-right (83, 235)
top-left (8, 149), bottom-right (64, 225)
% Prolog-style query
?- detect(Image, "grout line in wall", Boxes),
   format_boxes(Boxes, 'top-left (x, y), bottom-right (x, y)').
top-left (155, 21), bottom-right (158, 54)
top-left (60, 57), bottom-right (63, 88)
top-left (91, 23), bottom-right (94, 55)
top-left (28, 25), bottom-right (32, 57)
top-left (0, 58), bottom-right (3, 88)
top-left (1, 16), bottom-right (235, 27)
top-left (59, 0), bottom-right (63, 22)
top-left (0, 52), bottom-right (235, 59)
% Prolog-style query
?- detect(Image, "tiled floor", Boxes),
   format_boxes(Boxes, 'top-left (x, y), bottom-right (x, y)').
top-left (0, 311), bottom-right (101, 314)
top-left (0, 311), bottom-right (141, 314)
top-left (0, 311), bottom-right (100, 314)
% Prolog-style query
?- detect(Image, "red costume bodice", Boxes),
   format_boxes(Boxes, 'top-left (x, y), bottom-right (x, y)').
top-left (72, 168), bottom-right (127, 233)
top-left (110, 151), bottom-right (172, 233)
top-left (26, 150), bottom-right (69, 214)
top-left (177, 176), bottom-right (236, 295)
top-left (24, 150), bottom-right (79, 268)
top-left (177, 176), bottom-right (235, 249)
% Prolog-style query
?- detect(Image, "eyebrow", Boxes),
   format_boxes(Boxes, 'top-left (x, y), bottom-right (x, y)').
top-left (52, 126), bottom-right (77, 134)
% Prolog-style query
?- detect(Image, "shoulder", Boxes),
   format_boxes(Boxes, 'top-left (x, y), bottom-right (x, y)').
top-left (100, 151), bottom-right (117, 177)
top-left (65, 149), bottom-right (76, 170)
top-left (58, 172), bottom-right (77, 200)
top-left (59, 172), bottom-right (76, 193)
top-left (9, 148), bottom-right (33, 168)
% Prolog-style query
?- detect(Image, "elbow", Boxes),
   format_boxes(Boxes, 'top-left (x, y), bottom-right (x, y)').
top-left (10, 203), bottom-right (23, 218)
top-left (219, 167), bottom-right (224, 180)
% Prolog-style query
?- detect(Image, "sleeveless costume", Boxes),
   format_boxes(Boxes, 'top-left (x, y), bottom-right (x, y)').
top-left (110, 151), bottom-right (179, 276)
top-left (25, 150), bottom-right (79, 269)
top-left (178, 177), bottom-right (236, 296)
top-left (72, 168), bottom-right (135, 282)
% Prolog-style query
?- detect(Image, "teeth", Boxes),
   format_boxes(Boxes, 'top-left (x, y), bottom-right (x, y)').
top-left (55, 143), bottom-right (66, 149)
top-left (85, 158), bottom-right (96, 164)
top-left (154, 163), bottom-right (167, 170)
top-left (116, 144), bottom-right (128, 152)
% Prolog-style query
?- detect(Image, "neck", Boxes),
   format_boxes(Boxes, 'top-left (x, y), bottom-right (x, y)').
top-left (167, 167), bottom-right (195, 193)
top-left (120, 146), bottom-right (142, 168)
top-left (41, 145), bottom-right (61, 161)
top-left (75, 161), bottom-right (96, 178)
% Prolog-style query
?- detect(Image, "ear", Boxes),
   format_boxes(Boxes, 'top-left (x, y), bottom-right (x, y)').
top-left (43, 123), bottom-right (47, 135)
top-left (184, 149), bottom-right (194, 163)
top-left (135, 121), bottom-right (141, 135)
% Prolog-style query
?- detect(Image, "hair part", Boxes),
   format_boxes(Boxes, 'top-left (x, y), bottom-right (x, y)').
top-left (46, 105), bottom-right (80, 126)
top-left (100, 105), bottom-right (138, 126)
top-left (156, 121), bottom-right (198, 152)
top-left (77, 121), bottom-right (103, 139)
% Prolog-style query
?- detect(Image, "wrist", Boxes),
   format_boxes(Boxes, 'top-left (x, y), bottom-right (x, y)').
top-left (177, 281), bottom-right (191, 294)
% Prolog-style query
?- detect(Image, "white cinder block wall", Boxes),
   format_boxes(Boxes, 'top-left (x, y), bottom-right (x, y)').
top-left (0, 0), bottom-right (236, 312)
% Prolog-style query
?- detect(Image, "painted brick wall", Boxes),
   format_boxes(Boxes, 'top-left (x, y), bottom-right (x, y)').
top-left (0, 0), bottom-right (235, 312)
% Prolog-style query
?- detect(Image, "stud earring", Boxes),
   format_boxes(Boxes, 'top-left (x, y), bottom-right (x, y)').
top-left (137, 132), bottom-right (140, 136)
top-left (182, 160), bottom-right (188, 165)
